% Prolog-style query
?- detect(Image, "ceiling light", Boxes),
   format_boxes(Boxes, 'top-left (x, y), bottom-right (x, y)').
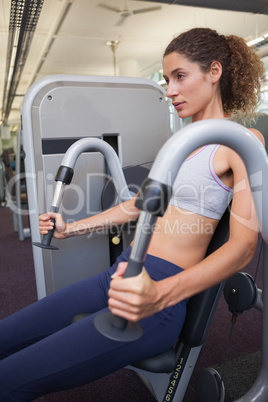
top-left (106, 40), bottom-right (120, 47)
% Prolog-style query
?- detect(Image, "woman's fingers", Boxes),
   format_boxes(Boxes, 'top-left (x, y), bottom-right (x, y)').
top-left (38, 213), bottom-right (56, 234)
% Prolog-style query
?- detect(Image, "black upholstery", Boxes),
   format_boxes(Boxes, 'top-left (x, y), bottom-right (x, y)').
top-left (133, 348), bottom-right (177, 374)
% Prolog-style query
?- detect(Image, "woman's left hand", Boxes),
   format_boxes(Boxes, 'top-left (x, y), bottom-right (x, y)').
top-left (108, 262), bottom-right (161, 321)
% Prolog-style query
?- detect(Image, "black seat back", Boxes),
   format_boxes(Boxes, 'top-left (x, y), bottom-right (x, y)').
top-left (180, 207), bottom-right (230, 347)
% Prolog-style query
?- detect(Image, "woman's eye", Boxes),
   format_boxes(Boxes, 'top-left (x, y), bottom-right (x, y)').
top-left (177, 74), bottom-right (184, 79)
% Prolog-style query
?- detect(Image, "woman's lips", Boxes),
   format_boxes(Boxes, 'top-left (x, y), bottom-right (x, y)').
top-left (173, 102), bottom-right (185, 110)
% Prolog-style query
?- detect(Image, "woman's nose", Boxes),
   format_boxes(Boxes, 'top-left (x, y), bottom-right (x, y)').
top-left (166, 82), bottom-right (178, 98)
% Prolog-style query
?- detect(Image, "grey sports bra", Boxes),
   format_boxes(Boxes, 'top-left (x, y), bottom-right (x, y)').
top-left (169, 144), bottom-right (233, 220)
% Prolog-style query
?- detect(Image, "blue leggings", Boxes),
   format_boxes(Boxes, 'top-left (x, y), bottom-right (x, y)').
top-left (0, 246), bottom-right (187, 401)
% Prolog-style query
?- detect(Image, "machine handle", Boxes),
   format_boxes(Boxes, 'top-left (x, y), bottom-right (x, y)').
top-left (42, 218), bottom-right (56, 247)
top-left (111, 259), bottom-right (143, 330)
top-left (33, 217), bottom-right (59, 250)
top-left (123, 258), bottom-right (143, 278)
top-left (94, 258), bottom-right (144, 340)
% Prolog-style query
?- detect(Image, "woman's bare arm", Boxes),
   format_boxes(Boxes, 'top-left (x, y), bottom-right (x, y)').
top-left (39, 196), bottom-right (140, 239)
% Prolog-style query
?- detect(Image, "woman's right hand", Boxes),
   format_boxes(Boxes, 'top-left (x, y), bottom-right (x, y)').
top-left (38, 212), bottom-right (67, 239)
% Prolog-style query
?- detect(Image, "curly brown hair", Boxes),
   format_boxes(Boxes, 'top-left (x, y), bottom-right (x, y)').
top-left (164, 28), bottom-right (266, 122)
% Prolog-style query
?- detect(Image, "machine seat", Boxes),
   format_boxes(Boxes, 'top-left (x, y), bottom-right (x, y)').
top-left (133, 348), bottom-right (177, 374)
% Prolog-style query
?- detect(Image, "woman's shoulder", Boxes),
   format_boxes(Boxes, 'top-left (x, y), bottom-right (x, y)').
top-left (220, 127), bottom-right (265, 177)
top-left (248, 128), bottom-right (265, 146)
top-left (219, 127), bottom-right (265, 160)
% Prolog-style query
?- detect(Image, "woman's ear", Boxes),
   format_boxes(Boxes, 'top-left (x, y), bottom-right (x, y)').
top-left (210, 61), bottom-right (222, 83)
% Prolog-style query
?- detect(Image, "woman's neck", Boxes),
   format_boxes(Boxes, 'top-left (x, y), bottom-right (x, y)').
top-left (192, 91), bottom-right (224, 123)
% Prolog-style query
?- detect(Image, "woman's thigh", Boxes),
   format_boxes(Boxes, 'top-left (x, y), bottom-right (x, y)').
top-left (0, 245), bottom-right (133, 360)
top-left (0, 268), bottom-right (112, 359)
top-left (0, 297), bottom-right (186, 401)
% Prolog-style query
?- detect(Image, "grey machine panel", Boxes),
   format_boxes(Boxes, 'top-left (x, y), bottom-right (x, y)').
top-left (21, 75), bottom-right (176, 299)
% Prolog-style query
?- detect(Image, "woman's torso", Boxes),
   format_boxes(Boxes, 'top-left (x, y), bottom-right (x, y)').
top-left (144, 144), bottom-right (233, 269)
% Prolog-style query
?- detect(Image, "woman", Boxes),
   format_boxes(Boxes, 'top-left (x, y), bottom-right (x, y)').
top-left (0, 28), bottom-right (266, 401)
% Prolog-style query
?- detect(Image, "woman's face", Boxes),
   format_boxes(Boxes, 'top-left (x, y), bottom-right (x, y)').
top-left (163, 52), bottom-right (220, 122)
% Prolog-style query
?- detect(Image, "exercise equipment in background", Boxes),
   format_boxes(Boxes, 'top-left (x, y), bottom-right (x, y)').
top-left (21, 75), bottom-right (180, 299)
top-left (1, 132), bottom-right (30, 241)
top-left (33, 137), bottom-right (134, 250)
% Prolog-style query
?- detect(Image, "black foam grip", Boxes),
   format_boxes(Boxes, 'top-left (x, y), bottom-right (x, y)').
top-left (55, 165), bottom-right (74, 184)
top-left (135, 178), bottom-right (172, 216)
top-left (111, 258), bottom-right (143, 329)
top-left (42, 217), bottom-right (56, 246)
